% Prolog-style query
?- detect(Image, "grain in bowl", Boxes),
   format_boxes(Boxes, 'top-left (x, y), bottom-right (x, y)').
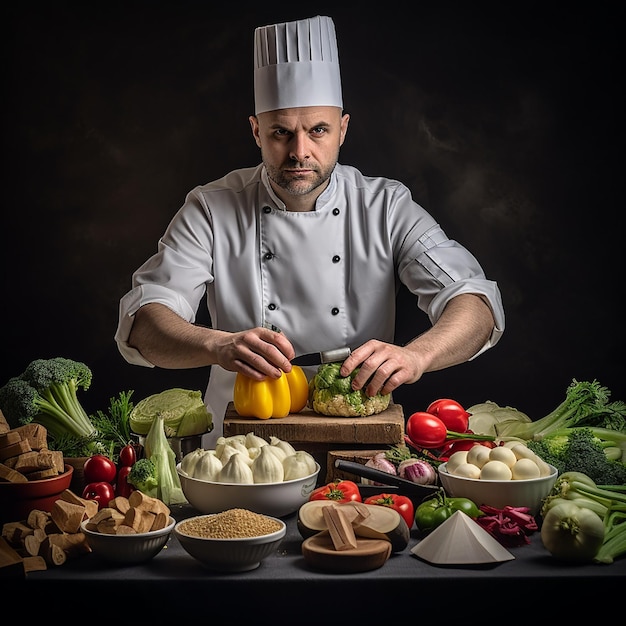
top-left (177, 508), bottom-right (283, 538)
top-left (174, 510), bottom-right (287, 572)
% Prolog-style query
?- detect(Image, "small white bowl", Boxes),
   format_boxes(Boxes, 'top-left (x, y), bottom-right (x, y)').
top-left (177, 463), bottom-right (320, 518)
top-left (174, 513), bottom-right (286, 572)
top-left (80, 517), bottom-right (175, 564)
top-left (438, 462), bottom-right (558, 515)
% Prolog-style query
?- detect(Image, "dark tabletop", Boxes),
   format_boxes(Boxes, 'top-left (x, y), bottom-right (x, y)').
top-left (7, 503), bottom-right (624, 620)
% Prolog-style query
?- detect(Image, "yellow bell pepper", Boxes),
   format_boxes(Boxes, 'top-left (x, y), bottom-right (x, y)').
top-left (233, 365), bottom-right (309, 420)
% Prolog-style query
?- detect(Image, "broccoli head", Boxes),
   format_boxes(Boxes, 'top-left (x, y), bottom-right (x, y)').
top-left (308, 362), bottom-right (391, 417)
top-left (0, 358), bottom-right (96, 440)
top-left (528, 427), bottom-right (626, 485)
top-left (127, 458), bottom-right (159, 497)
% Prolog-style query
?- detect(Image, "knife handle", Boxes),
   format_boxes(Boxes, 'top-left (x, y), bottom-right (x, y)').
top-left (321, 347), bottom-right (351, 363)
top-left (334, 459), bottom-right (441, 497)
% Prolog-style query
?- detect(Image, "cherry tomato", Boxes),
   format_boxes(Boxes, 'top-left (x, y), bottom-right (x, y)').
top-left (364, 493), bottom-right (415, 529)
top-left (83, 454), bottom-right (117, 484)
top-left (426, 398), bottom-right (470, 432)
top-left (119, 443), bottom-right (137, 467)
top-left (82, 481), bottom-right (116, 509)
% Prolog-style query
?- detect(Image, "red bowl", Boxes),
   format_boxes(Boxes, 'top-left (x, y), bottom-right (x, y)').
top-left (0, 464), bottom-right (74, 524)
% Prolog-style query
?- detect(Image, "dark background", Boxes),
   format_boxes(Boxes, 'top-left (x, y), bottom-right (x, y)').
top-left (2, 3), bottom-right (623, 424)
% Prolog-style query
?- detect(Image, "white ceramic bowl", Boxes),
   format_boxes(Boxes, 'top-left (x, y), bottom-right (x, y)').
top-left (80, 516), bottom-right (176, 564)
top-left (438, 462), bottom-right (558, 515)
top-left (177, 463), bottom-right (320, 518)
top-left (174, 513), bottom-right (286, 572)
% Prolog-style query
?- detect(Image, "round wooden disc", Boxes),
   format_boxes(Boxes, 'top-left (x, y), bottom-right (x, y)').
top-left (302, 534), bottom-right (392, 573)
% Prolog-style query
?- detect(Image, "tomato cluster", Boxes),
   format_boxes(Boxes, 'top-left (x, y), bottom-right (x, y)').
top-left (81, 444), bottom-right (137, 509)
top-left (405, 398), bottom-right (495, 461)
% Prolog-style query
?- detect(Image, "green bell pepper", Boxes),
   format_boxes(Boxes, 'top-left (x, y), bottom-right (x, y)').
top-left (415, 490), bottom-right (482, 533)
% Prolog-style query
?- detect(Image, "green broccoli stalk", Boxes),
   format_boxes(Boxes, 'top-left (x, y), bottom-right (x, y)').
top-left (144, 413), bottom-right (187, 506)
top-left (495, 379), bottom-right (626, 440)
top-left (528, 427), bottom-right (626, 485)
top-left (127, 458), bottom-right (159, 498)
top-left (0, 357), bottom-right (96, 441)
top-left (309, 362), bottom-right (391, 417)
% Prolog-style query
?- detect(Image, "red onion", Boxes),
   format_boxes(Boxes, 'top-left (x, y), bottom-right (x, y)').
top-left (398, 458), bottom-right (437, 485)
top-left (363, 452), bottom-right (397, 485)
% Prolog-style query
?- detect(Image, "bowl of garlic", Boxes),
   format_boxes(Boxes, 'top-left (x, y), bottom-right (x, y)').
top-left (176, 433), bottom-right (320, 518)
top-left (437, 442), bottom-right (558, 515)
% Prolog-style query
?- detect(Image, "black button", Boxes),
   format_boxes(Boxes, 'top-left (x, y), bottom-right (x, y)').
top-left (263, 206), bottom-right (272, 214)
top-left (264, 252), bottom-right (273, 260)
top-left (331, 307), bottom-right (339, 316)
top-left (332, 208), bottom-right (340, 216)
top-left (268, 303), bottom-right (277, 311)
top-left (332, 255), bottom-right (340, 263)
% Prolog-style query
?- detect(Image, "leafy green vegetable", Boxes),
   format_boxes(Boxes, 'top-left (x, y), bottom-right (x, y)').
top-left (144, 413), bottom-right (187, 505)
top-left (127, 457), bottom-right (159, 497)
top-left (494, 379), bottom-right (626, 440)
top-left (129, 388), bottom-right (212, 437)
top-left (0, 357), bottom-right (96, 440)
top-left (466, 400), bottom-right (532, 436)
top-left (527, 427), bottom-right (626, 485)
top-left (309, 362), bottom-right (390, 417)
top-left (90, 390), bottom-right (135, 461)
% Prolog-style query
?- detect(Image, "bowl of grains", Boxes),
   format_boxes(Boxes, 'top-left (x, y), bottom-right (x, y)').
top-left (173, 508), bottom-right (287, 572)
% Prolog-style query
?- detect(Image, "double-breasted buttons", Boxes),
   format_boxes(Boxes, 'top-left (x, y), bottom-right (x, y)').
top-left (332, 255), bottom-right (340, 263)
top-left (264, 252), bottom-right (274, 260)
top-left (331, 307), bottom-right (339, 316)
top-left (263, 206), bottom-right (272, 214)
top-left (268, 303), bottom-right (277, 311)
top-left (332, 208), bottom-right (340, 216)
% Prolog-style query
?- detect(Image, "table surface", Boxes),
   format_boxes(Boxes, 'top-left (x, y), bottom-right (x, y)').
top-left (9, 502), bottom-right (625, 619)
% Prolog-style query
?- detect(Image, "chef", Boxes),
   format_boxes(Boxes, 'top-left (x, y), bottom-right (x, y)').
top-left (115, 15), bottom-right (505, 448)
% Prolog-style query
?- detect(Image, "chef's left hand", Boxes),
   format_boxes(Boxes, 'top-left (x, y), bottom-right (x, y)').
top-left (340, 340), bottom-right (423, 397)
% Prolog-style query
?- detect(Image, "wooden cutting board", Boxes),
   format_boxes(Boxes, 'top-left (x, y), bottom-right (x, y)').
top-left (223, 402), bottom-right (404, 445)
top-left (302, 533), bottom-right (392, 573)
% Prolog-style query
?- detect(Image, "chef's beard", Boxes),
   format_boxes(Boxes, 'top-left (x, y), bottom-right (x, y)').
top-left (264, 158), bottom-right (336, 196)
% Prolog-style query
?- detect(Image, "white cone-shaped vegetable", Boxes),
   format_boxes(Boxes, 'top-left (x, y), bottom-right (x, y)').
top-left (283, 450), bottom-right (317, 480)
top-left (218, 452), bottom-right (254, 484)
top-left (252, 444), bottom-right (285, 483)
top-left (193, 449), bottom-right (223, 481)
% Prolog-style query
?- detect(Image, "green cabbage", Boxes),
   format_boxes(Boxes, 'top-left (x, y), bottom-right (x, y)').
top-left (129, 388), bottom-right (213, 437)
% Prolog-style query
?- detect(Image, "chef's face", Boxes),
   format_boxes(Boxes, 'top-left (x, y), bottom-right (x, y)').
top-left (250, 106), bottom-right (350, 202)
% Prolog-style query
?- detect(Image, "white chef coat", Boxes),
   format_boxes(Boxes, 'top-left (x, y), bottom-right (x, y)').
top-left (115, 163), bottom-right (504, 448)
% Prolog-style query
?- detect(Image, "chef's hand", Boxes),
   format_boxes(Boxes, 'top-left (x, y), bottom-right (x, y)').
top-left (215, 326), bottom-right (296, 380)
top-left (340, 340), bottom-right (424, 397)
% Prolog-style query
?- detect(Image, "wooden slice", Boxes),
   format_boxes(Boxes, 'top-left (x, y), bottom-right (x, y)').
top-left (302, 532), bottom-right (392, 573)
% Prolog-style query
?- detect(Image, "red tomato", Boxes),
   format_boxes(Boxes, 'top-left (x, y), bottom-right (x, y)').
top-left (119, 444), bottom-right (137, 467)
top-left (438, 439), bottom-right (495, 460)
top-left (406, 412), bottom-right (448, 448)
top-left (364, 493), bottom-right (415, 529)
top-left (82, 481), bottom-right (116, 509)
top-left (309, 480), bottom-right (362, 503)
top-left (83, 454), bottom-right (117, 484)
top-left (115, 465), bottom-right (134, 498)
top-left (426, 398), bottom-right (470, 432)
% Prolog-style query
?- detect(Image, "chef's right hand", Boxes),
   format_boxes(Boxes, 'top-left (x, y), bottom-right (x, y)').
top-left (214, 326), bottom-right (296, 380)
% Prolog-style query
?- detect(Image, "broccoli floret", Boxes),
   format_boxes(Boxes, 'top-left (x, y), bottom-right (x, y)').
top-left (309, 363), bottom-right (391, 417)
top-left (528, 427), bottom-right (626, 485)
top-left (127, 458), bottom-right (159, 497)
top-left (0, 358), bottom-right (96, 440)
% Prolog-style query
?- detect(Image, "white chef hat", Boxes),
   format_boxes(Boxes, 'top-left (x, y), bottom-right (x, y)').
top-left (253, 15), bottom-right (343, 115)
